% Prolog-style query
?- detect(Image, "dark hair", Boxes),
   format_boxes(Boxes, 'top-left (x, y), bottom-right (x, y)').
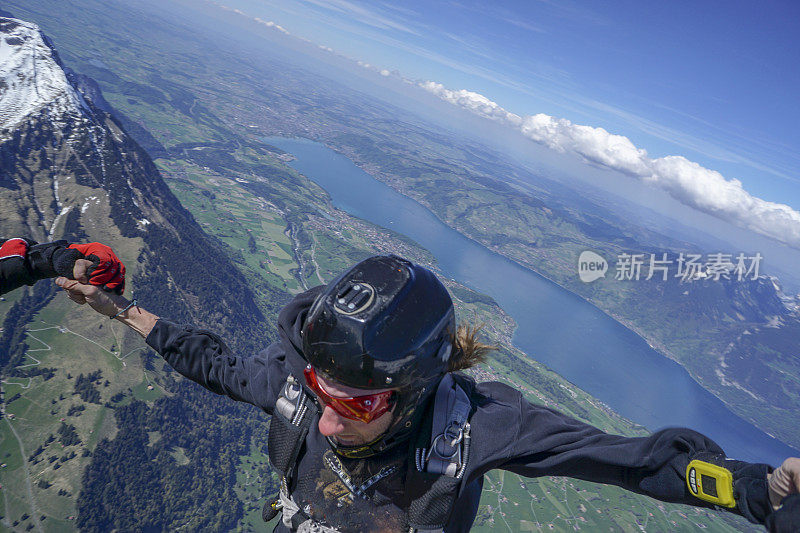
top-left (448, 324), bottom-right (496, 371)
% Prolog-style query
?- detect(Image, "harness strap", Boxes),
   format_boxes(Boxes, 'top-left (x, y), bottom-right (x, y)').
top-left (265, 374), bottom-right (319, 528)
top-left (279, 483), bottom-right (338, 532)
top-left (408, 374), bottom-right (474, 533)
top-left (267, 374), bottom-right (316, 492)
top-left (415, 374), bottom-right (472, 479)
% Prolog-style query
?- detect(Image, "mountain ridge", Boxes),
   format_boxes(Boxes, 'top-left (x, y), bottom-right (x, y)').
top-left (0, 16), bottom-right (290, 530)
top-left (0, 18), bottom-right (90, 139)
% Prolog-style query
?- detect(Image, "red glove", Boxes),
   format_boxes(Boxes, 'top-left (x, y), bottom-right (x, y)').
top-left (68, 243), bottom-right (126, 294)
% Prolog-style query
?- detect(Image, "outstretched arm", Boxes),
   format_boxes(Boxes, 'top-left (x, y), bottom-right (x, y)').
top-left (1, 238), bottom-right (125, 295)
top-left (55, 275), bottom-right (285, 413)
top-left (1, 238), bottom-right (81, 295)
top-left (470, 381), bottom-right (789, 527)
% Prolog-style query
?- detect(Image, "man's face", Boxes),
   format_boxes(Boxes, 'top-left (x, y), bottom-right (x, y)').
top-left (313, 372), bottom-right (395, 446)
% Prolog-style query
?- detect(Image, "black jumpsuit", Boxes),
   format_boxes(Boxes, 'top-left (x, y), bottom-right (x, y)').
top-left (145, 286), bottom-right (774, 532)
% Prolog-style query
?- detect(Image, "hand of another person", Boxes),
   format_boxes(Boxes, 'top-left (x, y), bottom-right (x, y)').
top-left (764, 457), bottom-right (800, 532)
top-left (55, 276), bottom-right (158, 339)
top-left (72, 258), bottom-right (94, 284)
top-left (67, 242), bottom-right (126, 294)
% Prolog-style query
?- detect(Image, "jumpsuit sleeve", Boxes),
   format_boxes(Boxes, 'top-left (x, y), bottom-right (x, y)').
top-left (145, 318), bottom-right (288, 414)
top-left (0, 237), bottom-right (31, 295)
top-left (0, 238), bottom-right (84, 295)
top-left (468, 381), bottom-right (774, 525)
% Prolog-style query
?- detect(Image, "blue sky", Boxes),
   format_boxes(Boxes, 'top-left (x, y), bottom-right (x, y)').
top-left (215, 0), bottom-right (800, 252)
top-left (222, 0), bottom-right (799, 206)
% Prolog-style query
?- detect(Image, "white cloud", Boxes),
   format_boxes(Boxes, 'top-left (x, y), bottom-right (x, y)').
top-left (420, 80), bottom-right (800, 250)
top-left (647, 157), bottom-right (800, 246)
top-left (418, 81), bottom-right (522, 124)
top-left (519, 113), bottom-right (650, 176)
top-left (253, 17), bottom-right (289, 34)
top-left (214, 4), bottom-right (290, 34)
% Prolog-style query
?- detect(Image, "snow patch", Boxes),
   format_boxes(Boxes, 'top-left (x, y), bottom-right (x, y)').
top-left (0, 18), bottom-right (89, 134)
top-left (81, 195), bottom-right (100, 213)
top-left (49, 205), bottom-right (73, 236)
top-left (53, 173), bottom-right (62, 209)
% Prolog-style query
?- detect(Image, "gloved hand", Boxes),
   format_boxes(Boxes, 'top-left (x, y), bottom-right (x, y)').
top-left (67, 242), bottom-right (126, 294)
top-left (1, 238), bottom-right (83, 288)
top-left (765, 493), bottom-right (800, 533)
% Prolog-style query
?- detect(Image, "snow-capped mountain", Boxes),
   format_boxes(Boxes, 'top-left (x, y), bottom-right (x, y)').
top-left (0, 15), bottom-right (265, 337)
top-left (0, 16), bottom-right (272, 529)
top-left (0, 15), bottom-right (151, 241)
top-left (0, 17), bottom-right (90, 138)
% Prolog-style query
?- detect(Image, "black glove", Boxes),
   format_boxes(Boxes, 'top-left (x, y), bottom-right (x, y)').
top-left (765, 493), bottom-right (800, 533)
top-left (26, 240), bottom-right (84, 280)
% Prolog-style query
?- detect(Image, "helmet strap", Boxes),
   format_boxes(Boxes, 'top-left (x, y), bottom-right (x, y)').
top-left (328, 435), bottom-right (385, 459)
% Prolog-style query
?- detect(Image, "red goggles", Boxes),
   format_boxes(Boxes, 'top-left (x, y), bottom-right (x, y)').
top-left (303, 365), bottom-right (394, 423)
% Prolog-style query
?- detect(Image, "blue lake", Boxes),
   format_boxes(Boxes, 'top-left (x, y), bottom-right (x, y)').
top-left (264, 136), bottom-right (799, 466)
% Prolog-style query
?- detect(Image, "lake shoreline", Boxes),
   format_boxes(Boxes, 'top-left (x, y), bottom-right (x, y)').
top-left (309, 137), bottom-right (795, 449)
top-left (259, 135), bottom-right (799, 464)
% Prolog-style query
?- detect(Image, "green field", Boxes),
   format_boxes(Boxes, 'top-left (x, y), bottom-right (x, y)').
top-left (0, 292), bottom-right (162, 529)
top-left (234, 436), bottom-right (280, 532)
top-left (473, 470), bottom-right (742, 532)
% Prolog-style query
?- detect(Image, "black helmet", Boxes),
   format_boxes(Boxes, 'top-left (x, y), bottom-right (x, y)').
top-left (302, 255), bottom-right (455, 457)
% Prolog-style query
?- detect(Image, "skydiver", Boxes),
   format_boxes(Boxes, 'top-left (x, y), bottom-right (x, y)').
top-left (3, 237), bottom-right (799, 532)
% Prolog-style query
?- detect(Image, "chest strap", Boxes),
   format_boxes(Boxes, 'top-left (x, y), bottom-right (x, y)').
top-left (267, 374), bottom-right (316, 483)
top-left (415, 374), bottom-right (472, 478)
top-left (408, 374), bottom-right (474, 533)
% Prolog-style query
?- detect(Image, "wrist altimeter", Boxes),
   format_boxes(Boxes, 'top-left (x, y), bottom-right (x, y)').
top-left (687, 459), bottom-right (737, 508)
